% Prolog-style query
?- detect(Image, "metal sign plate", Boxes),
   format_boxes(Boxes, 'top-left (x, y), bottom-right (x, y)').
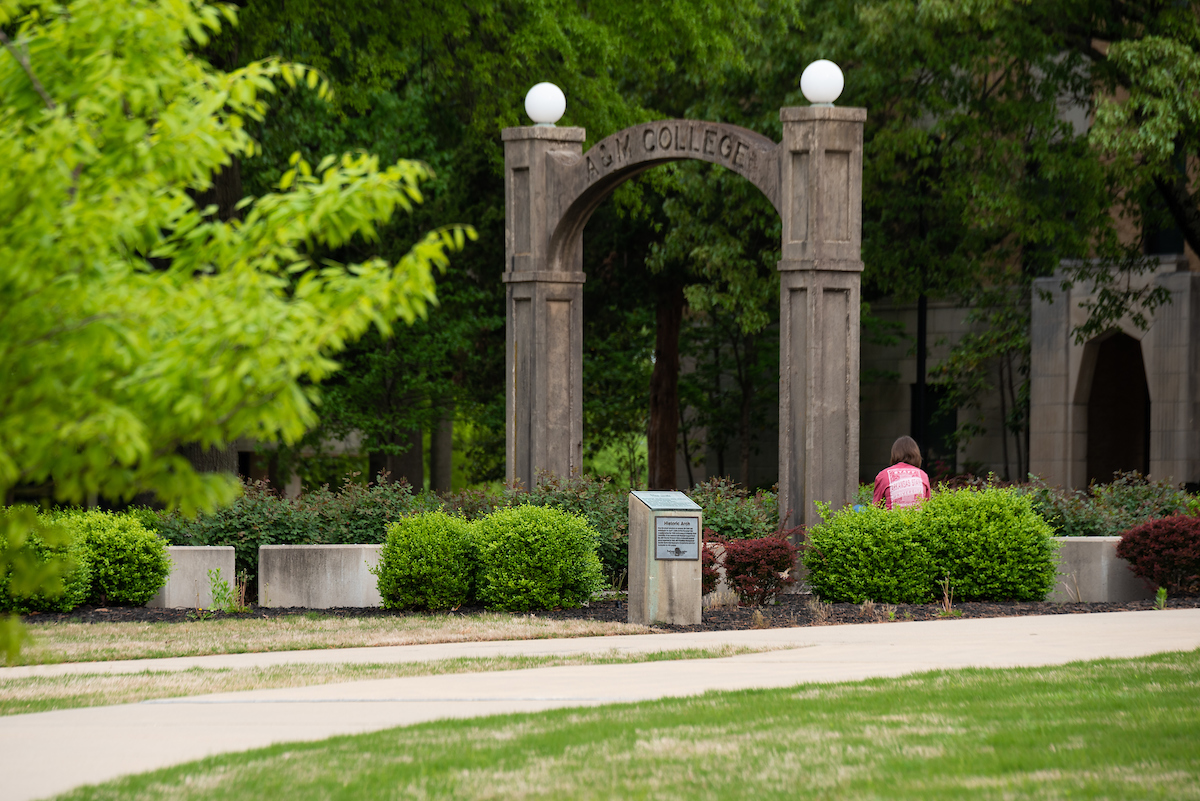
top-left (655, 515), bottom-right (700, 560)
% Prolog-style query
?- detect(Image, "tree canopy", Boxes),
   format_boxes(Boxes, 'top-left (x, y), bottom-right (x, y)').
top-left (0, 0), bottom-right (470, 659)
top-left (211, 0), bottom-right (771, 486)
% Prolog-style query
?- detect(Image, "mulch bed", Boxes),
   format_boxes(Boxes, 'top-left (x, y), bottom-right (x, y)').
top-left (21, 595), bottom-right (1200, 631)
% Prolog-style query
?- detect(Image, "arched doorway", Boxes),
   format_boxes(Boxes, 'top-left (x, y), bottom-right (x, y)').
top-left (1086, 332), bottom-right (1151, 484)
top-left (503, 108), bottom-right (865, 524)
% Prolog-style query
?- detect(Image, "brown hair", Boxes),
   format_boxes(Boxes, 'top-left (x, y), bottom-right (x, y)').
top-left (890, 436), bottom-right (922, 468)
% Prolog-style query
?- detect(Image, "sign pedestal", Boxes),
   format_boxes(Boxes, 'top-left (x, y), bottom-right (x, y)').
top-left (627, 491), bottom-right (702, 625)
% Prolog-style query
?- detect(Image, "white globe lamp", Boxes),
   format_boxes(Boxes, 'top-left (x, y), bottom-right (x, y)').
top-left (524, 82), bottom-right (566, 126)
top-left (800, 60), bottom-right (844, 106)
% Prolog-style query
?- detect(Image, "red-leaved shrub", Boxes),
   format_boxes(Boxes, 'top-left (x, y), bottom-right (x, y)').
top-left (721, 534), bottom-right (798, 606)
top-left (1116, 515), bottom-right (1200, 596)
top-left (701, 528), bottom-right (721, 596)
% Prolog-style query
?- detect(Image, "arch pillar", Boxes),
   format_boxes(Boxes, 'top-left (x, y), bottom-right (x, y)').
top-left (502, 126), bottom-right (587, 486)
top-left (777, 107), bottom-right (866, 526)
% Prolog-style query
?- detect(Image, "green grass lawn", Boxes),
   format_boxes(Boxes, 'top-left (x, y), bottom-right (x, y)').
top-left (57, 649), bottom-right (1200, 800)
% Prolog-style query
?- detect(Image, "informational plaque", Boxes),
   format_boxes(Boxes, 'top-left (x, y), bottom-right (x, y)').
top-left (655, 515), bottom-right (700, 560)
top-left (628, 490), bottom-right (703, 624)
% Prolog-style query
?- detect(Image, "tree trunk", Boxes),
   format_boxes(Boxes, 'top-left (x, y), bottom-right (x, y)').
top-left (179, 443), bottom-right (239, 474)
top-left (735, 331), bottom-right (756, 488)
top-left (739, 388), bottom-right (753, 487)
top-left (192, 158), bottom-right (243, 223)
top-left (647, 282), bottom-right (684, 489)
top-left (430, 403), bottom-right (454, 493)
top-left (998, 357), bottom-right (1010, 481)
top-left (369, 429), bottom-right (423, 488)
top-left (180, 159), bottom-right (244, 478)
top-left (915, 293), bottom-right (928, 462)
top-left (679, 406), bottom-right (696, 489)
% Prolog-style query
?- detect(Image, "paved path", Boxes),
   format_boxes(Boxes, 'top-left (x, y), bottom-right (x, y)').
top-left (3, 609), bottom-right (1199, 801)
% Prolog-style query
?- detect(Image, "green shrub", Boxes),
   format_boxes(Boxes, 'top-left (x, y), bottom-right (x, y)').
top-left (0, 511), bottom-right (91, 613)
top-left (123, 505), bottom-right (164, 533)
top-left (1022, 472), bottom-right (1191, 537)
top-left (304, 478), bottom-right (438, 545)
top-left (804, 487), bottom-right (1056, 603)
top-left (439, 472), bottom-right (631, 588)
top-left (920, 488), bottom-right (1057, 602)
top-left (439, 485), bottom-right (510, 520)
top-left (373, 512), bottom-right (476, 610)
top-left (50, 510), bottom-right (170, 606)
top-left (154, 480), bottom-right (325, 592)
top-left (473, 505), bottom-right (603, 611)
top-left (804, 504), bottom-right (939, 603)
top-left (523, 473), bottom-right (629, 587)
top-left (153, 472), bottom-right (777, 598)
top-left (155, 477), bottom-right (438, 594)
top-left (687, 477), bottom-right (779, 539)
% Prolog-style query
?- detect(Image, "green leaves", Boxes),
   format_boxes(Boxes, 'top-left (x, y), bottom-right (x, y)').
top-left (805, 487), bottom-right (1057, 603)
top-left (473, 506), bottom-right (604, 612)
top-left (1093, 35), bottom-right (1200, 178)
top-left (0, 0), bottom-right (471, 517)
top-left (0, 509), bottom-right (92, 617)
top-left (47, 509), bottom-right (171, 606)
top-left (0, 0), bottom-right (474, 660)
top-left (374, 512), bottom-right (476, 610)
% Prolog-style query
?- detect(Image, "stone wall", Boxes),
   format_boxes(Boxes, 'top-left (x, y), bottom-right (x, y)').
top-left (1030, 257), bottom-right (1200, 490)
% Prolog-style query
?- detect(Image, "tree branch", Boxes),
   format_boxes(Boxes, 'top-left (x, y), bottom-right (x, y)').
top-left (1153, 171), bottom-right (1200, 257)
top-left (0, 29), bottom-right (57, 110)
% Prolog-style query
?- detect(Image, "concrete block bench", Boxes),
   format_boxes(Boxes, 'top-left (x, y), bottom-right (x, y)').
top-left (258, 544), bottom-right (383, 608)
top-left (1049, 536), bottom-right (1154, 603)
top-left (146, 546), bottom-right (236, 609)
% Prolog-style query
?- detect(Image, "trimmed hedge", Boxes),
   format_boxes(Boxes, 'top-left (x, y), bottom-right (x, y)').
top-left (920, 489), bottom-right (1058, 601)
top-left (1116, 515), bottom-right (1200, 596)
top-left (513, 473), bottom-right (630, 589)
top-left (804, 504), bottom-right (936, 603)
top-left (373, 512), bottom-right (476, 610)
top-left (804, 487), bottom-right (1057, 603)
top-left (0, 511), bottom-right (91, 613)
top-left (473, 505), bottom-right (603, 612)
top-left (50, 510), bottom-right (170, 606)
top-left (2, 508), bottom-right (170, 612)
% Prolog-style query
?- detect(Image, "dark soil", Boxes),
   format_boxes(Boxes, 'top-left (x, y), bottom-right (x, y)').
top-left (21, 595), bottom-right (1200, 632)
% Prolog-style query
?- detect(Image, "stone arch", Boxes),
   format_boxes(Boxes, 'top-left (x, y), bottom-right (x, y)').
top-left (545, 122), bottom-right (782, 274)
top-left (1077, 331), bottom-right (1151, 483)
top-left (503, 107), bottom-right (865, 524)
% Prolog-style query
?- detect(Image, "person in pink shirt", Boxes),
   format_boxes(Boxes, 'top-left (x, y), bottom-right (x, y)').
top-left (873, 436), bottom-right (932, 510)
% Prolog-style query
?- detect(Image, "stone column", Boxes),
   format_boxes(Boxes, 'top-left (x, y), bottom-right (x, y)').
top-left (777, 106), bottom-right (865, 527)
top-left (1029, 276), bottom-right (1072, 486)
top-left (1149, 270), bottom-right (1200, 486)
top-left (502, 126), bottom-right (587, 488)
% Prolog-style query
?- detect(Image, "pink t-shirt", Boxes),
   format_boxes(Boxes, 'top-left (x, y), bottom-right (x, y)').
top-left (872, 462), bottom-right (931, 510)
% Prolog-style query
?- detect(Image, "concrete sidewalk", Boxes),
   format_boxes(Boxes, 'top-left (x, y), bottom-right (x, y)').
top-left (3, 609), bottom-right (1199, 801)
